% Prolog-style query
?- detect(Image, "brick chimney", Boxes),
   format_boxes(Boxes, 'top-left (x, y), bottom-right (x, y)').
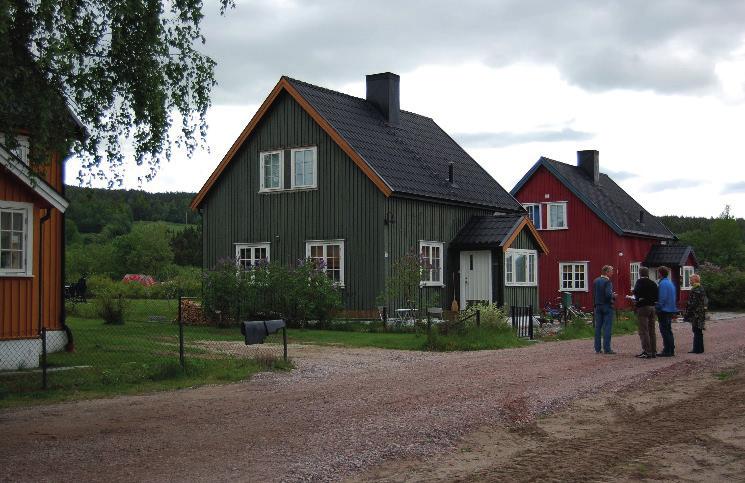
top-left (366, 72), bottom-right (400, 125)
top-left (577, 150), bottom-right (599, 185)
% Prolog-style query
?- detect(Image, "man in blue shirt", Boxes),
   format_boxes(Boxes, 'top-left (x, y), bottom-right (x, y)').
top-left (593, 265), bottom-right (616, 354)
top-left (656, 266), bottom-right (678, 357)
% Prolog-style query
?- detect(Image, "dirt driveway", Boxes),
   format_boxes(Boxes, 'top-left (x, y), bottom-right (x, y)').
top-left (2, 319), bottom-right (745, 482)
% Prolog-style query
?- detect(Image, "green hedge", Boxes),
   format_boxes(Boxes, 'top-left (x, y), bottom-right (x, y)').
top-left (699, 268), bottom-right (745, 310)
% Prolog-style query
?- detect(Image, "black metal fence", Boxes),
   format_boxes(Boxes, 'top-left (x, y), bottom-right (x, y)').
top-left (511, 305), bottom-right (534, 340)
top-left (0, 295), bottom-right (288, 398)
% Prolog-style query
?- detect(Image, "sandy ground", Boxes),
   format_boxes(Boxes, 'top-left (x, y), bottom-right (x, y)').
top-left (1, 318), bottom-right (745, 482)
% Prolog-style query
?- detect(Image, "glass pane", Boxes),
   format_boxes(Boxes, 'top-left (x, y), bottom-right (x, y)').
top-left (528, 255), bottom-right (535, 283)
top-left (1, 212), bottom-right (10, 230)
top-left (10, 233), bottom-right (21, 250)
top-left (10, 250), bottom-right (21, 269)
top-left (515, 254), bottom-right (526, 282)
top-left (327, 244), bottom-right (339, 258)
top-left (0, 251), bottom-right (8, 268)
top-left (0, 232), bottom-right (8, 249)
top-left (12, 212), bottom-right (23, 231)
top-left (310, 245), bottom-right (323, 259)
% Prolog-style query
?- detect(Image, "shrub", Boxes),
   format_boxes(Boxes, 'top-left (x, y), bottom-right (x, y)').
top-left (699, 267), bottom-right (745, 310)
top-left (89, 277), bottom-right (129, 324)
top-left (462, 302), bottom-right (508, 329)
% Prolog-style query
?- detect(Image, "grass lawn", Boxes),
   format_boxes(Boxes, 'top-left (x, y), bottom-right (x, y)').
top-left (0, 313), bottom-right (290, 409)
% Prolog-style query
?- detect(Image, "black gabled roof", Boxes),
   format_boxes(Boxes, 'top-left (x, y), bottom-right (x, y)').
top-left (451, 214), bottom-right (524, 246)
top-left (643, 245), bottom-right (698, 267)
top-left (511, 157), bottom-right (676, 240)
top-left (286, 77), bottom-right (523, 212)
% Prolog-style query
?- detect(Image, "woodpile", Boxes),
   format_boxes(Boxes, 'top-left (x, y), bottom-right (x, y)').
top-left (180, 298), bottom-right (209, 325)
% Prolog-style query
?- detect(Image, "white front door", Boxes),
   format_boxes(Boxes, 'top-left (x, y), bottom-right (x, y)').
top-left (460, 250), bottom-right (492, 310)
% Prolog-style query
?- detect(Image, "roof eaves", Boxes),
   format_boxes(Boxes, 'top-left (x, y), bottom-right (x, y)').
top-left (510, 158), bottom-right (544, 196)
top-left (0, 144), bottom-right (69, 212)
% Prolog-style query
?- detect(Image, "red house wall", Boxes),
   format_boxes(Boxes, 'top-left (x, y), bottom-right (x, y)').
top-left (515, 165), bottom-right (661, 311)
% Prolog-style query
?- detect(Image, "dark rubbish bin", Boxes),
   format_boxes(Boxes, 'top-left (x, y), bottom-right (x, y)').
top-left (240, 320), bottom-right (288, 361)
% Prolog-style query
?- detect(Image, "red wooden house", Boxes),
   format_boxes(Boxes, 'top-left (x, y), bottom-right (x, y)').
top-left (511, 150), bottom-right (697, 312)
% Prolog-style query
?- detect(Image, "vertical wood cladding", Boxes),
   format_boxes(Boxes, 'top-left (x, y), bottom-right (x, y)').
top-left (1, 156), bottom-right (64, 340)
top-left (201, 92), bottom-right (385, 310)
top-left (502, 228), bottom-right (541, 311)
top-left (383, 197), bottom-right (491, 311)
top-left (514, 165), bottom-right (663, 311)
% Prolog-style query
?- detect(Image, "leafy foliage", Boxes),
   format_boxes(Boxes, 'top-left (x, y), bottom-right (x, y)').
top-left (378, 253), bottom-right (441, 314)
top-left (1, 0), bottom-right (233, 185)
top-left (201, 259), bottom-right (343, 328)
top-left (461, 302), bottom-right (508, 329)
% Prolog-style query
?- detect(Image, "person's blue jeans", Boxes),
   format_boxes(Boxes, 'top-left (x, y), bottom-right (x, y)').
top-left (594, 305), bottom-right (613, 353)
top-left (658, 311), bottom-right (676, 355)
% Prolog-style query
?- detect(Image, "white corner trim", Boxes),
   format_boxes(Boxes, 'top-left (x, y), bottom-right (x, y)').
top-left (0, 146), bottom-right (68, 213)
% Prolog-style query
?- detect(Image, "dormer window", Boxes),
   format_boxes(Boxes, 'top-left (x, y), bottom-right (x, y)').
top-left (547, 202), bottom-right (567, 229)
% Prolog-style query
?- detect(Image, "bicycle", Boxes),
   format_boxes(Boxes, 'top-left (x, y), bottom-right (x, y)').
top-left (541, 297), bottom-right (566, 325)
top-left (565, 303), bottom-right (592, 321)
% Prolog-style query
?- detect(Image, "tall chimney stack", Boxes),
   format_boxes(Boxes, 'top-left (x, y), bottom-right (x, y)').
top-left (577, 150), bottom-right (600, 185)
top-left (366, 72), bottom-right (400, 125)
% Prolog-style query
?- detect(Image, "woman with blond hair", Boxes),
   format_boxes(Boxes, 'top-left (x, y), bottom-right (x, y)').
top-left (684, 273), bottom-right (707, 354)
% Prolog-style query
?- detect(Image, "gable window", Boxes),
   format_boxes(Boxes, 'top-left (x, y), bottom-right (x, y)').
top-left (259, 150), bottom-right (283, 191)
top-left (523, 203), bottom-right (541, 229)
top-left (547, 202), bottom-right (567, 229)
top-left (235, 243), bottom-right (270, 269)
top-left (559, 262), bottom-right (588, 291)
top-left (630, 262), bottom-right (641, 289)
top-left (681, 266), bottom-right (695, 290)
top-left (420, 241), bottom-right (444, 286)
top-left (291, 147), bottom-right (317, 189)
top-left (0, 134), bottom-right (30, 165)
top-left (505, 248), bottom-right (537, 286)
top-left (306, 240), bottom-right (344, 285)
top-left (0, 201), bottom-right (33, 277)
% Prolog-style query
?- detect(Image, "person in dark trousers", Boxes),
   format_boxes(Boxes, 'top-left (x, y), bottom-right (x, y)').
top-left (593, 265), bottom-right (616, 354)
top-left (655, 266), bottom-right (677, 357)
top-left (632, 267), bottom-right (658, 358)
top-left (684, 273), bottom-right (707, 353)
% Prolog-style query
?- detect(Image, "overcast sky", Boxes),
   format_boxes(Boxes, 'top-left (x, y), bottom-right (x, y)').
top-left (66, 0), bottom-right (745, 218)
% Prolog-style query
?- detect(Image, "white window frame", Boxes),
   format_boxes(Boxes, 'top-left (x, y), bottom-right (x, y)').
top-left (0, 200), bottom-right (33, 277)
top-left (259, 150), bottom-right (284, 192)
top-left (306, 239), bottom-right (345, 286)
top-left (419, 241), bottom-right (444, 287)
top-left (505, 248), bottom-right (538, 287)
top-left (0, 133), bottom-right (30, 165)
top-left (546, 202), bottom-right (568, 230)
top-left (290, 146), bottom-right (318, 189)
top-left (630, 262), bottom-right (641, 289)
top-left (559, 262), bottom-right (588, 292)
top-left (681, 266), bottom-right (695, 290)
top-left (234, 243), bottom-right (270, 269)
top-left (523, 203), bottom-right (541, 229)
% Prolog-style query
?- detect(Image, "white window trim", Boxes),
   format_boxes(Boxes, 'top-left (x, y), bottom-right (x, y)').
top-left (559, 261), bottom-right (589, 292)
top-left (522, 203), bottom-right (541, 230)
top-left (259, 150), bottom-right (284, 192)
top-left (419, 240), bottom-right (444, 287)
top-left (545, 201), bottom-right (568, 230)
top-left (290, 146), bottom-right (318, 190)
top-left (234, 242), bottom-right (271, 268)
top-left (305, 239), bottom-right (345, 287)
top-left (0, 200), bottom-right (34, 277)
top-left (681, 266), bottom-right (695, 290)
top-left (505, 248), bottom-right (538, 287)
top-left (630, 262), bottom-right (641, 289)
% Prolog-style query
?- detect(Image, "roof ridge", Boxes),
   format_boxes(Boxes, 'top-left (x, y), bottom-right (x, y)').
top-left (283, 76), bottom-right (432, 119)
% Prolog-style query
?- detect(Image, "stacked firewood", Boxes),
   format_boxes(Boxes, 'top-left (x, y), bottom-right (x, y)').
top-left (180, 299), bottom-right (208, 325)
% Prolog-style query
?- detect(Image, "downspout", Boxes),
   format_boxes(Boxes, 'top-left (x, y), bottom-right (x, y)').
top-left (38, 208), bottom-right (51, 385)
top-left (60, 170), bottom-right (74, 351)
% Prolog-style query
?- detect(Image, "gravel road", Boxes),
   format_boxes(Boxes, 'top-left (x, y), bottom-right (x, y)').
top-left (1, 318), bottom-right (744, 482)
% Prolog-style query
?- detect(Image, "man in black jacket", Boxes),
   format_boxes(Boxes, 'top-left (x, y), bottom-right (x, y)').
top-left (632, 267), bottom-right (658, 358)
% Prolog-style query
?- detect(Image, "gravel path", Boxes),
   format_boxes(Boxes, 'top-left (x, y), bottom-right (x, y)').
top-left (2, 318), bottom-right (745, 483)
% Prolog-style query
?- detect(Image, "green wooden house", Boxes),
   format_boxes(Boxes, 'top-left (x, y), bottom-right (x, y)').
top-left (191, 73), bottom-right (548, 315)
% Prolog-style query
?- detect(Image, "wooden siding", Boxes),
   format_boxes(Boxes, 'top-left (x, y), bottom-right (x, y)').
top-left (1, 156), bottom-right (64, 340)
top-left (501, 228), bottom-right (540, 311)
top-left (514, 165), bottom-right (663, 311)
top-left (383, 197), bottom-right (490, 312)
top-left (201, 92), bottom-right (385, 310)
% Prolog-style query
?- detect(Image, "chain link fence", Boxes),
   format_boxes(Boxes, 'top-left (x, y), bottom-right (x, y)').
top-left (1, 295), bottom-right (288, 400)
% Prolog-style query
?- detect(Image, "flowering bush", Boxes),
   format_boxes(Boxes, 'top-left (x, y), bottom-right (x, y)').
top-left (201, 258), bottom-right (342, 327)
